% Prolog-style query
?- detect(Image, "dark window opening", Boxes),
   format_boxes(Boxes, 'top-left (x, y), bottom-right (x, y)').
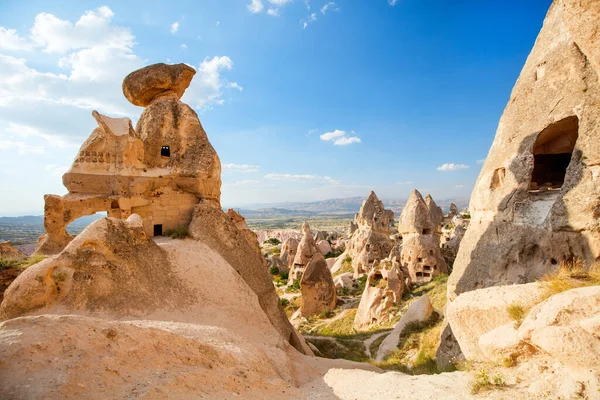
top-left (529, 116), bottom-right (578, 192)
top-left (422, 228), bottom-right (432, 235)
top-left (416, 272), bottom-right (423, 277)
top-left (423, 272), bottom-right (431, 278)
top-left (110, 200), bottom-right (119, 209)
top-left (429, 250), bottom-right (433, 255)
top-left (154, 224), bottom-right (163, 236)
top-left (424, 265), bottom-right (431, 271)
top-left (161, 146), bottom-right (170, 157)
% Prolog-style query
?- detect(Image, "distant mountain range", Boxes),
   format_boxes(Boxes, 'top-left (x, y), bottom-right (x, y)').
top-left (232, 196), bottom-right (469, 217)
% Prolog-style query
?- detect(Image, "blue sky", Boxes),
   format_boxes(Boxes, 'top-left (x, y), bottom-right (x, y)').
top-left (0, 0), bottom-right (552, 215)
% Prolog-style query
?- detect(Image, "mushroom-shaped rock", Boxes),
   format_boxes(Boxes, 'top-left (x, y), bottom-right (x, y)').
top-left (300, 253), bottom-right (336, 317)
top-left (122, 63), bottom-right (196, 107)
top-left (425, 194), bottom-right (443, 232)
top-left (289, 222), bottom-right (319, 283)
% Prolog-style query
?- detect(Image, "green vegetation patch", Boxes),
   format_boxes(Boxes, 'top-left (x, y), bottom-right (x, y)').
top-left (0, 255), bottom-right (46, 271)
top-left (164, 225), bottom-right (189, 239)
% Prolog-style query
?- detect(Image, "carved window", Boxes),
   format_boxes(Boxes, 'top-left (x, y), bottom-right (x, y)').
top-left (161, 146), bottom-right (170, 157)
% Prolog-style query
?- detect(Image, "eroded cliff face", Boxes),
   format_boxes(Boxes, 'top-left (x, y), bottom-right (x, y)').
top-left (448, 0), bottom-right (600, 299)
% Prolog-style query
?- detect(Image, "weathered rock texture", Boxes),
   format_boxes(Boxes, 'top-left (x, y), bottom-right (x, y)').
top-left (343, 191), bottom-right (395, 278)
top-left (280, 237), bottom-right (299, 273)
top-left (300, 253), bottom-right (336, 317)
top-left (289, 222), bottom-right (319, 284)
top-left (0, 241), bottom-right (25, 260)
top-left (398, 190), bottom-right (447, 283)
top-left (353, 260), bottom-right (404, 331)
top-left (448, 0), bottom-right (600, 299)
top-left (36, 63), bottom-right (221, 255)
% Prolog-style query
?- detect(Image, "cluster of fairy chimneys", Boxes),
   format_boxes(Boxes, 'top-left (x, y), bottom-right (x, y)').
top-left (284, 190), bottom-right (465, 320)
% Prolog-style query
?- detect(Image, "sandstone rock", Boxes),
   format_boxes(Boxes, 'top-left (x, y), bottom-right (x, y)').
top-left (0, 241), bottom-right (25, 260)
top-left (376, 294), bottom-right (433, 361)
top-left (326, 257), bottom-right (337, 269)
top-left (36, 63), bottom-right (222, 255)
top-left (333, 272), bottom-right (354, 289)
top-left (188, 204), bottom-right (312, 355)
top-left (445, 282), bottom-right (546, 360)
top-left (398, 190), bottom-right (447, 283)
top-left (449, 0), bottom-right (600, 299)
top-left (344, 191), bottom-right (394, 278)
top-left (316, 240), bottom-right (332, 256)
top-left (517, 286), bottom-right (600, 368)
top-left (300, 254), bottom-right (336, 317)
top-left (477, 323), bottom-right (523, 363)
top-left (289, 222), bottom-right (319, 284)
top-left (425, 194), bottom-right (444, 235)
top-left (122, 63), bottom-right (195, 107)
top-left (435, 321), bottom-right (465, 371)
top-left (447, 203), bottom-right (459, 219)
top-left (353, 261), bottom-right (404, 331)
top-left (280, 237), bottom-right (299, 273)
top-left (227, 209), bottom-right (263, 260)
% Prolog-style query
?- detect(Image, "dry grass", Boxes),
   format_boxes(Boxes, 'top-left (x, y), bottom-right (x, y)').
top-left (469, 369), bottom-right (507, 394)
top-left (539, 259), bottom-right (600, 298)
top-left (333, 256), bottom-right (353, 277)
top-left (0, 255), bottom-right (46, 271)
top-left (506, 303), bottom-right (527, 328)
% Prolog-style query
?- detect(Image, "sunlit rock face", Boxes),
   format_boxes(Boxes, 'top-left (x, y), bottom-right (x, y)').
top-left (398, 190), bottom-right (447, 283)
top-left (36, 63), bottom-right (221, 255)
top-left (448, 0), bottom-right (600, 300)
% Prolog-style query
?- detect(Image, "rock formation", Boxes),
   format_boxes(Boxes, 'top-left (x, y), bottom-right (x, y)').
top-left (35, 63), bottom-right (220, 255)
top-left (0, 241), bottom-right (25, 260)
top-left (448, 0), bottom-right (600, 299)
top-left (300, 253), bottom-right (336, 317)
top-left (446, 203), bottom-right (459, 220)
top-left (353, 260), bottom-right (404, 331)
top-left (288, 222), bottom-right (319, 284)
top-left (339, 191), bottom-right (395, 278)
top-left (280, 237), bottom-right (299, 273)
top-left (398, 190), bottom-right (447, 283)
top-left (226, 208), bottom-right (263, 259)
top-left (440, 214), bottom-right (469, 267)
top-left (425, 194), bottom-right (444, 237)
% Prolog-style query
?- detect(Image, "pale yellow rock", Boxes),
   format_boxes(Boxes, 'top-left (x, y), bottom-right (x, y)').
top-left (300, 253), bottom-right (336, 317)
top-left (449, 0), bottom-right (600, 299)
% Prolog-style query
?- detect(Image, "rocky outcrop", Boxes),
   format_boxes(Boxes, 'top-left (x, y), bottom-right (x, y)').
top-left (280, 237), bottom-right (299, 273)
top-left (300, 254), bottom-right (336, 317)
top-left (188, 204), bottom-right (311, 355)
top-left (448, 0), bottom-right (600, 299)
top-left (0, 241), bottom-right (25, 260)
top-left (316, 240), bottom-right (332, 256)
top-left (344, 191), bottom-right (395, 278)
top-left (425, 194), bottom-right (443, 237)
top-left (445, 282), bottom-right (547, 360)
top-left (398, 190), bottom-right (447, 283)
top-left (227, 208), bottom-right (262, 259)
top-left (36, 63), bottom-right (221, 255)
top-left (289, 222), bottom-right (319, 284)
top-left (353, 261), bottom-right (404, 331)
top-left (376, 294), bottom-right (433, 361)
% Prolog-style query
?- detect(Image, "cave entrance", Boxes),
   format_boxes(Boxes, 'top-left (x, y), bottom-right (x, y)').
top-left (529, 116), bottom-right (578, 192)
top-left (154, 224), bottom-right (163, 236)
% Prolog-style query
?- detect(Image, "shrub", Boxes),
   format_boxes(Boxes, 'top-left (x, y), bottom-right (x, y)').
top-left (318, 309), bottom-right (334, 319)
top-left (279, 298), bottom-right (289, 307)
top-left (0, 255), bottom-right (46, 271)
top-left (324, 249), bottom-right (343, 259)
top-left (164, 225), bottom-right (188, 239)
top-left (269, 266), bottom-right (280, 275)
top-left (280, 270), bottom-right (289, 280)
top-left (469, 369), bottom-right (507, 394)
top-left (507, 303), bottom-right (527, 327)
top-left (344, 255), bottom-right (352, 263)
top-left (263, 238), bottom-right (281, 245)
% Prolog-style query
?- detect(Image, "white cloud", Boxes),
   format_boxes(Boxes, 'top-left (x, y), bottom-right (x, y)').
top-left (388, 0), bottom-right (399, 5)
top-left (334, 136), bottom-right (361, 146)
top-left (476, 158), bottom-right (486, 164)
top-left (248, 0), bottom-right (265, 13)
top-left (267, 8), bottom-right (279, 16)
top-left (226, 82), bottom-right (243, 91)
top-left (222, 163), bottom-right (260, 173)
top-left (264, 173), bottom-right (340, 185)
top-left (180, 44), bottom-right (187, 49)
top-left (320, 129), bottom-right (346, 141)
top-left (396, 181), bottom-right (413, 185)
top-left (321, 2), bottom-right (338, 14)
top-left (307, 128), bottom-right (318, 136)
top-left (170, 21), bottom-right (179, 34)
top-left (183, 56), bottom-right (240, 109)
top-left (224, 179), bottom-right (260, 187)
top-left (320, 129), bottom-right (361, 146)
top-left (0, 27), bottom-right (33, 51)
top-left (436, 163), bottom-right (470, 171)
top-left (216, 21), bottom-right (220, 27)
top-left (455, 185), bottom-right (465, 188)
top-left (0, 139), bottom-right (45, 154)
top-left (302, 12), bottom-right (318, 29)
